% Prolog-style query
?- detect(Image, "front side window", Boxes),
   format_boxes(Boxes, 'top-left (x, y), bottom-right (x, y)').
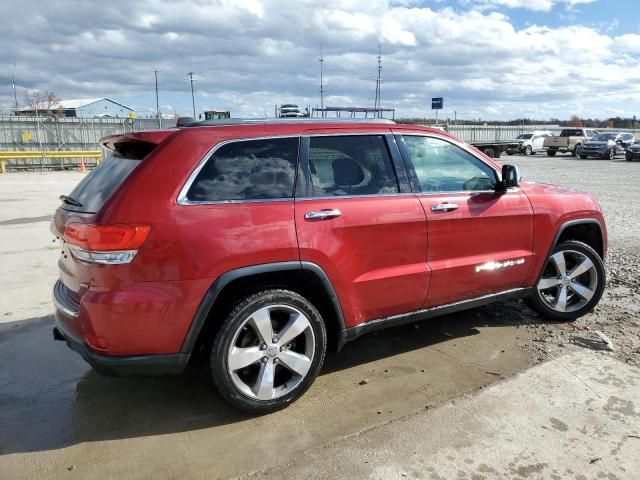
top-left (186, 137), bottom-right (299, 202)
top-left (306, 135), bottom-right (399, 197)
top-left (400, 136), bottom-right (497, 192)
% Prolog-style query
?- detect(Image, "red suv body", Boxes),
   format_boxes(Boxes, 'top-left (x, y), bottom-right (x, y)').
top-left (52, 120), bottom-right (607, 412)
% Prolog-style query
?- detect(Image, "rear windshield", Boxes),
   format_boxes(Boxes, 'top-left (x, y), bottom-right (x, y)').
top-left (560, 129), bottom-right (584, 137)
top-left (62, 155), bottom-right (141, 213)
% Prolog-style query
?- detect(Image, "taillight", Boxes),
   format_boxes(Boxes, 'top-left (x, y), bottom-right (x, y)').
top-left (63, 223), bottom-right (151, 264)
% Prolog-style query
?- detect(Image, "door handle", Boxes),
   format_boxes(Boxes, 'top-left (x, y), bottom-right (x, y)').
top-left (431, 203), bottom-right (459, 212)
top-left (304, 209), bottom-right (342, 221)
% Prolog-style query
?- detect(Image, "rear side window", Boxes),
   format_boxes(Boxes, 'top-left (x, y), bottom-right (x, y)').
top-left (306, 135), bottom-right (399, 197)
top-left (186, 137), bottom-right (299, 202)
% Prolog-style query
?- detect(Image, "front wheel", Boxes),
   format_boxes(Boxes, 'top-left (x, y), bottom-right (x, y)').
top-left (524, 145), bottom-right (532, 156)
top-left (210, 289), bottom-right (327, 413)
top-left (579, 155), bottom-right (587, 159)
top-left (572, 144), bottom-right (582, 157)
top-left (607, 148), bottom-right (616, 160)
top-left (528, 240), bottom-right (605, 322)
top-left (547, 150), bottom-right (557, 157)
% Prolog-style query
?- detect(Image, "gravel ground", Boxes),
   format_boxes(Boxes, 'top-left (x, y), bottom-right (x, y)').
top-left (497, 153), bottom-right (640, 367)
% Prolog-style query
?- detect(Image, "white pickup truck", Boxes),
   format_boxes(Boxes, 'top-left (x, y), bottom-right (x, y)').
top-left (543, 128), bottom-right (598, 157)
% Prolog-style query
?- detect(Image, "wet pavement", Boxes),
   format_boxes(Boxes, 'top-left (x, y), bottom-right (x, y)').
top-left (1, 307), bottom-right (536, 479)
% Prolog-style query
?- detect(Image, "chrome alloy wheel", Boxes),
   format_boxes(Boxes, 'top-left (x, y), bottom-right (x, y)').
top-left (537, 249), bottom-right (598, 313)
top-left (227, 304), bottom-right (315, 401)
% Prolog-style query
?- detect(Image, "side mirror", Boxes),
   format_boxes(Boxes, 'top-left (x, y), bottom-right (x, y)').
top-left (497, 164), bottom-right (521, 191)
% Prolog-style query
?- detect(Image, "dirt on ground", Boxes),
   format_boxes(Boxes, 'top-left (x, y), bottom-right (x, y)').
top-left (498, 154), bottom-right (640, 368)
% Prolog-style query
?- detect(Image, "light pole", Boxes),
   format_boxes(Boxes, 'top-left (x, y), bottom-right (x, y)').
top-left (154, 70), bottom-right (161, 128)
top-left (188, 72), bottom-right (196, 118)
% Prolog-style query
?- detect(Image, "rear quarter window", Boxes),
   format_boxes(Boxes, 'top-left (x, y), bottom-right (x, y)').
top-left (185, 137), bottom-right (299, 202)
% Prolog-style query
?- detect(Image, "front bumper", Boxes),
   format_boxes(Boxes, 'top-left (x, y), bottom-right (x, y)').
top-left (53, 280), bottom-right (190, 377)
top-left (626, 150), bottom-right (640, 160)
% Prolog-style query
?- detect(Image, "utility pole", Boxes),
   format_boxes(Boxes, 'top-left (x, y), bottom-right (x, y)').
top-left (319, 46), bottom-right (325, 118)
top-left (188, 72), bottom-right (196, 117)
top-left (374, 45), bottom-right (382, 117)
top-left (154, 70), bottom-right (161, 128)
top-left (12, 76), bottom-right (18, 110)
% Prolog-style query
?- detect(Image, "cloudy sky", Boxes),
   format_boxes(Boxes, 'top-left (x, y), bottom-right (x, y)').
top-left (2, 0), bottom-right (640, 120)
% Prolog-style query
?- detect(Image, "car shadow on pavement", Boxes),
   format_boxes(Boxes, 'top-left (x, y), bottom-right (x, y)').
top-left (0, 300), bottom-right (544, 456)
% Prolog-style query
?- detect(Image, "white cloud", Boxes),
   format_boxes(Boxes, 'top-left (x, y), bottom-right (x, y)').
top-left (463, 0), bottom-right (596, 12)
top-left (1, 0), bottom-right (639, 120)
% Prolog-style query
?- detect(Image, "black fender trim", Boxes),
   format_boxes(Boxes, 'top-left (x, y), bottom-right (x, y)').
top-left (180, 261), bottom-right (346, 354)
top-left (550, 218), bottom-right (603, 254)
top-left (534, 218), bottom-right (604, 285)
top-left (338, 287), bottom-right (532, 348)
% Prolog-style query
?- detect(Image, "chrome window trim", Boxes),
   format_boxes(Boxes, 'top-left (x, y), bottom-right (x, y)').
top-left (395, 132), bottom-right (502, 187)
top-left (296, 192), bottom-right (415, 201)
top-left (176, 135), bottom-right (300, 206)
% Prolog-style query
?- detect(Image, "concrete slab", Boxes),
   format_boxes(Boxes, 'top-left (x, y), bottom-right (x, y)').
top-left (249, 350), bottom-right (640, 480)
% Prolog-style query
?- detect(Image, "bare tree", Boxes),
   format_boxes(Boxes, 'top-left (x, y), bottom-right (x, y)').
top-left (568, 115), bottom-right (583, 127)
top-left (23, 90), bottom-right (62, 116)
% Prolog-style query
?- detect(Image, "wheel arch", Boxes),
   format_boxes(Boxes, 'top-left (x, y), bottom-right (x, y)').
top-left (552, 219), bottom-right (604, 260)
top-left (181, 261), bottom-right (346, 356)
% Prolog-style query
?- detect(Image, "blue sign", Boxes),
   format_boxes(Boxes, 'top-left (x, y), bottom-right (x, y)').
top-left (432, 97), bottom-right (443, 110)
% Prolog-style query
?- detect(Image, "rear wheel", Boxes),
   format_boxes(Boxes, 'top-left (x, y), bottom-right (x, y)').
top-left (528, 240), bottom-right (605, 322)
top-left (524, 145), bottom-right (532, 156)
top-left (547, 150), bottom-right (557, 157)
top-left (210, 289), bottom-right (327, 413)
top-left (627, 154), bottom-right (633, 161)
top-left (482, 147), bottom-right (495, 158)
top-left (579, 155), bottom-right (587, 159)
top-left (607, 148), bottom-right (616, 160)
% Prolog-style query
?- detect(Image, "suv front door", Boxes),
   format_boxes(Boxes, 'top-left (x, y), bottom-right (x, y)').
top-left (294, 132), bottom-right (429, 327)
top-left (395, 133), bottom-right (534, 307)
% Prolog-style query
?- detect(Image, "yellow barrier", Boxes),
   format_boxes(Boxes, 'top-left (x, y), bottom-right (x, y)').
top-left (0, 150), bottom-right (102, 159)
top-left (0, 150), bottom-right (102, 173)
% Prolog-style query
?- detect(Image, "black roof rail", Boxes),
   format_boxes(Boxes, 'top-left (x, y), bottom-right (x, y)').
top-left (176, 117), bottom-right (396, 127)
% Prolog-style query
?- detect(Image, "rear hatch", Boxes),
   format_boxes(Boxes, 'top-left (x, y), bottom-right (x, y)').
top-left (52, 131), bottom-right (172, 310)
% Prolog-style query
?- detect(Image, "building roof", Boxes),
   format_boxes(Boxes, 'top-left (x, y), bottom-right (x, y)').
top-left (15, 97), bottom-right (134, 112)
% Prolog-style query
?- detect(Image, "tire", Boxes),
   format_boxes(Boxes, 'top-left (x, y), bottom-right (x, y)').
top-left (547, 150), bottom-right (557, 157)
top-left (572, 144), bottom-right (582, 157)
top-left (579, 155), bottom-right (587, 159)
top-left (607, 148), bottom-right (616, 160)
top-left (528, 240), bottom-right (605, 322)
top-left (627, 154), bottom-right (633, 162)
top-left (524, 145), bottom-right (532, 156)
top-left (482, 147), bottom-right (495, 158)
top-left (210, 289), bottom-right (327, 414)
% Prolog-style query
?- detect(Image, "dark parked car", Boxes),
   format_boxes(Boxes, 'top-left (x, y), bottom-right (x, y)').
top-left (580, 132), bottom-right (635, 159)
top-left (52, 119), bottom-right (607, 413)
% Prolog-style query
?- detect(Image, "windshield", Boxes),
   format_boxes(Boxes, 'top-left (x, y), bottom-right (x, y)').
top-left (591, 133), bottom-right (617, 141)
top-left (516, 134), bottom-right (533, 139)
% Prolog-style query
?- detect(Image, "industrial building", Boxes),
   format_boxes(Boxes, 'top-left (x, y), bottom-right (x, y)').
top-left (14, 98), bottom-right (135, 118)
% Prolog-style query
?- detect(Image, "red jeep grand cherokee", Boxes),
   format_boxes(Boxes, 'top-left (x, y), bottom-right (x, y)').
top-left (52, 119), bottom-right (607, 412)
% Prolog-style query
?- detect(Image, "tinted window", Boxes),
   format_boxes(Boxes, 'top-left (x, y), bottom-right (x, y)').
top-left (187, 137), bottom-right (299, 202)
top-left (400, 136), bottom-right (497, 192)
top-left (64, 155), bottom-right (141, 213)
top-left (560, 129), bottom-right (584, 137)
top-left (307, 135), bottom-right (399, 197)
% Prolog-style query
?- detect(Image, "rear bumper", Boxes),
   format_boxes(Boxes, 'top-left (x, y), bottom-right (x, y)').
top-left (53, 280), bottom-right (190, 376)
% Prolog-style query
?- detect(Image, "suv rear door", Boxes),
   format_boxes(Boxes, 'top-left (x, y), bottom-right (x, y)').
top-left (294, 131), bottom-right (429, 327)
top-left (395, 132), bottom-right (534, 307)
